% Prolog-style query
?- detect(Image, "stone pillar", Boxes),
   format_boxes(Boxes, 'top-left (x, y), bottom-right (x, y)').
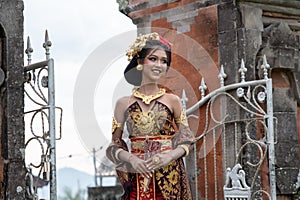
top-left (260, 22), bottom-right (300, 196)
top-left (0, 1), bottom-right (25, 199)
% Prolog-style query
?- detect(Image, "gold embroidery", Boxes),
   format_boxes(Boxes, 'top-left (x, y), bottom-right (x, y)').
top-left (132, 111), bottom-right (155, 134)
top-left (143, 177), bottom-right (150, 192)
top-left (175, 109), bottom-right (189, 127)
top-left (131, 138), bottom-right (172, 152)
top-left (111, 117), bottom-right (121, 133)
top-left (133, 88), bottom-right (166, 105)
top-left (167, 170), bottom-right (179, 185)
top-left (155, 161), bottom-right (180, 198)
top-left (127, 101), bottom-right (172, 137)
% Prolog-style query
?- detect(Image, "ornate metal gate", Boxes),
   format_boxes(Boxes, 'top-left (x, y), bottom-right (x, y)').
top-left (23, 30), bottom-right (62, 200)
top-left (184, 56), bottom-right (276, 199)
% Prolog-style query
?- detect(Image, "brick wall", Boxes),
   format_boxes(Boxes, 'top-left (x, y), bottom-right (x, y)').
top-left (117, 0), bottom-right (300, 198)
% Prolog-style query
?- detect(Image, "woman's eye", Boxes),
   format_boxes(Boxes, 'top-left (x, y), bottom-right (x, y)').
top-left (148, 57), bottom-right (157, 61)
top-left (162, 59), bottom-right (167, 64)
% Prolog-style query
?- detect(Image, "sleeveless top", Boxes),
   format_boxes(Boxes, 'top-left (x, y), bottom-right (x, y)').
top-left (125, 101), bottom-right (176, 138)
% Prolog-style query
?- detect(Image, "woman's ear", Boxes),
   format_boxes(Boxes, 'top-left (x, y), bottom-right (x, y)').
top-left (137, 58), bottom-right (144, 65)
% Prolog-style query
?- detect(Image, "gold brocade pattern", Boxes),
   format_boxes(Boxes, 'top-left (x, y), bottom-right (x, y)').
top-left (126, 101), bottom-right (175, 137)
top-left (174, 109), bottom-right (189, 127)
top-left (111, 117), bottom-right (121, 133)
top-left (131, 111), bottom-right (155, 135)
top-left (136, 174), bottom-right (156, 199)
top-left (131, 138), bottom-right (172, 153)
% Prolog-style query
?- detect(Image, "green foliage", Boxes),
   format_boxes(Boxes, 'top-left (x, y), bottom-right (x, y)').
top-left (58, 186), bottom-right (86, 200)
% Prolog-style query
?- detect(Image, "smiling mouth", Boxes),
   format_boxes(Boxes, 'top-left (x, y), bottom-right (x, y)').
top-left (152, 68), bottom-right (162, 74)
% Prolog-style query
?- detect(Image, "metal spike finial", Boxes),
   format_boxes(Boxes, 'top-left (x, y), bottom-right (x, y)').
top-left (218, 65), bottom-right (227, 87)
top-left (181, 89), bottom-right (188, 111)
top-left (43, 30), bottom-right (52, 60)
top-left (25, 36), bottom-right (33, 65)
top-left (261, 55), bottom-right (270, 79)
top-left (239, 59), bottom-right (247, 82)
top-left (199, 77), bottom-right (207, 99)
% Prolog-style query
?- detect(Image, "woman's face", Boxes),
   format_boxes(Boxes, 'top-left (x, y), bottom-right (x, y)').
top-left (140, 49), bottom-right (168, 84)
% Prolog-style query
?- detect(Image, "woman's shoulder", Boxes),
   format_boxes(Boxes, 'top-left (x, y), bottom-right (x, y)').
top-left (113, 95), bottom-right (133, 119)
top-left (115, 95), bottom-right (131, 108)
top-left (164, 92), bottom-right (181, 104)
top-left (160, 91), bottom-right (182, 114)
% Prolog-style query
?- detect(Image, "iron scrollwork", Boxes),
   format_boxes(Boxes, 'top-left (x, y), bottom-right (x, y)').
top-left (24, 30), bottom-right (62, 200)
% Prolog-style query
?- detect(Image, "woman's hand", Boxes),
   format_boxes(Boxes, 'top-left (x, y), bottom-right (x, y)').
top-left (145, 152), bottom-right (173, 171)
top-left (128, 154), bottom-right (153, 179)
top-left (146, 147), bottom-right (186, 171)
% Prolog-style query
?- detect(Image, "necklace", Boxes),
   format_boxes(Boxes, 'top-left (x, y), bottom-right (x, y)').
top-left (133, 88), bottom-right (166, 104)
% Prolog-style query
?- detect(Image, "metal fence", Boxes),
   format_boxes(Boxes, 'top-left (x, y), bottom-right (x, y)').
top-left (184, 56), bottom-right (276, 200)
top-left (24, 30), bottom-right (62, 200)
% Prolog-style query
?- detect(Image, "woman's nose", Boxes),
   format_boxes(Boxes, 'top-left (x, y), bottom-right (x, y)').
top-left (155, 60), bottom-right (163, 67)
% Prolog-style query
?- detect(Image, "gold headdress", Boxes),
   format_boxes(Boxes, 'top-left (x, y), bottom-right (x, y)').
top-left (126, 32), bottom-right (170, 61)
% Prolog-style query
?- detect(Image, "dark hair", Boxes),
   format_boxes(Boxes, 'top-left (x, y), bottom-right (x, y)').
top-left (124, 40), bottom-right (172, 86)
top-left (137, 40), bottom-right (171, 67)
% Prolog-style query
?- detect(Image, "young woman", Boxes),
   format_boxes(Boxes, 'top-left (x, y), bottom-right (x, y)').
top-left (106, 32), bottom-right (194, 200)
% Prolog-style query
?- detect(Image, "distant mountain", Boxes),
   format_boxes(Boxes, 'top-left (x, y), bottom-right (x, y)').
top-left (37, 166), bottom-right (118, 199)
top-left (57, 167), bottom-right (94, 197)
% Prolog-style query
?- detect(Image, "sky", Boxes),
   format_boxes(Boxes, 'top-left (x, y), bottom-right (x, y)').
top-left (24, 0), bottom-right (136, 176)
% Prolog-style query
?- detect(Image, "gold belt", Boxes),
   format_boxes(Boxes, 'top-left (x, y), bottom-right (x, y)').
top-left (130, 135), bottom-right (172, 154)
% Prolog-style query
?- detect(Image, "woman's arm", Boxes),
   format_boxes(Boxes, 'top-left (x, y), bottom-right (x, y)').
top-left (106, 97), bottom-right (128, 164)
top-left (106, 97), bottom-right (152, 178)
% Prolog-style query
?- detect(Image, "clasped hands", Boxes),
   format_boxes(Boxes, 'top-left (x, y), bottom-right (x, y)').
top-left (129, 152), bottom-right (173, 179)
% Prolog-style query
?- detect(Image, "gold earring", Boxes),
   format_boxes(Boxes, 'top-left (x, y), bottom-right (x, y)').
top-left (136, 64), bottom-right (143, 71)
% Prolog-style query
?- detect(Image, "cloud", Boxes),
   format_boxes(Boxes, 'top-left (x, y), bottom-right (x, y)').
top-left (23, 0), bottom-right (136, 174)
top-left (24, 0), bottom-right (135, 61)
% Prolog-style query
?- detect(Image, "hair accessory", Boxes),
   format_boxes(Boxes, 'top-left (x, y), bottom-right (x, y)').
top-left (126, 32), bottom-right (171, 61)
top-left (136, 64), bottom-right (143, 71)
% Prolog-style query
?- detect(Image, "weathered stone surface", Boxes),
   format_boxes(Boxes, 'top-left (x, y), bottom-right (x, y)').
top-left (239, 4), bottom-right (264, 31)
top-left (218, 2), bottom-right (242, 32)
top-left (261, 22), bottom-right (300, 106)
top-left (275, 139), bottom-right (299, 167)
top-left (239, 0), bottom-right (300, 17)
top-left (0, 0), bottom-right (25, 199)
top-left (219, 29), bottom-right (239, 84)
top-left (267, 23), bottom-right (299, 48)
top-left (276, 168), bottom-right (300, 194)
top-left (273, 88), bottom-right (297, 112)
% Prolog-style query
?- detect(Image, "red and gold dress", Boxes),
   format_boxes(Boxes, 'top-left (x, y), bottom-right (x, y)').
top-left (106, 91), bottom-right (194, 200)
